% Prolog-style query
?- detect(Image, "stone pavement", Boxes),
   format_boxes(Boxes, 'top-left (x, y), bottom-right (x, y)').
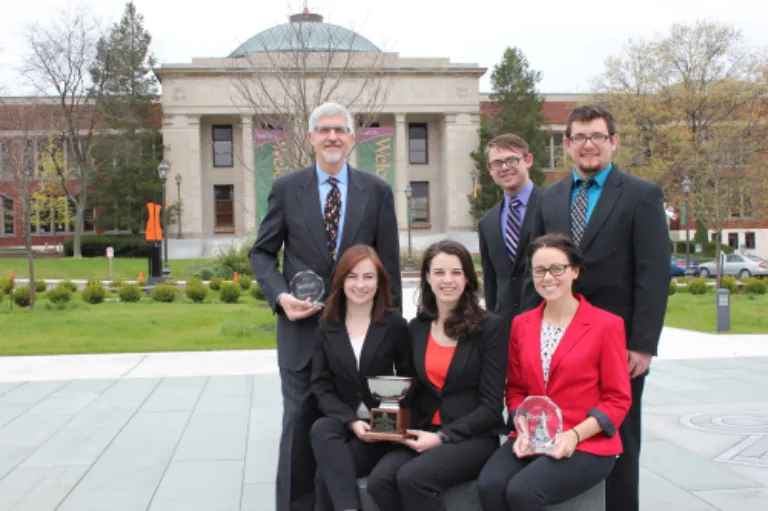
top-left (1, 286), bottom-right (768, 510)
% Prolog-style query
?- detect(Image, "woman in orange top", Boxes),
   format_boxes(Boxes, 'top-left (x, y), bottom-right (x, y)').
top-left (366, 240), bottom-right (507, 511)
top-left (476, 233), bottom-right (632, 510)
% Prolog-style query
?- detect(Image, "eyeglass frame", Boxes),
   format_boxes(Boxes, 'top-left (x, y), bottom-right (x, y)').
top-left (530, 263), bottom-right (573, 278)
top-left (487, 154), bottom-right (529, 171)
top-left (314, 125), bottom-right (351, 136)
top-left (567, 132), bottom-right (613, 146)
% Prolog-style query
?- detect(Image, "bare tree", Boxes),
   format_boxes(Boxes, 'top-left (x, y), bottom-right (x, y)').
top-left (21, 5), bottom-right (113, 258)
top-left (229, 5), bottom-right (393, 171)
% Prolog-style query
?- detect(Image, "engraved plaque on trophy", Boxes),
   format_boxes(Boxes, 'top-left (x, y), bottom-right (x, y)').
top-left (362, 376), bottom-right (414, 442)
top-left (289, 270), bottom-right (325, 307)
top-left (514, 395), bottom-right (563, 453)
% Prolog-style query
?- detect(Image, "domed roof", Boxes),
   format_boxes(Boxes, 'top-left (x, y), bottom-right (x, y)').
top-left (228, 11), bottom-right (381, 57)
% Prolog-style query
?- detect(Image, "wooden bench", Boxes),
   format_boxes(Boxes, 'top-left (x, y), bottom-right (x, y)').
top-left (358, 478), bottom-right (604, 511)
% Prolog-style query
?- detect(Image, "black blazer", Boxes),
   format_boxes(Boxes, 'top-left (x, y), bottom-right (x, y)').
top-left (521, 166), bottom-right (670, 356)
top-left (249, 165), bottom-right (402, 371)
top-left (311, 311), bottom-right (414, 424)
top-left (478, 185), bottom-right (541, 328)
top-left (408, 313), bottom-right (507, 442)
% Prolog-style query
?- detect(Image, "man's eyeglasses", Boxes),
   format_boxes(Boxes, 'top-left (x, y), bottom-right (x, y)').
top-left (531, 264), bottom-right (572, 278)
top-left (315, 126), bottom-right (350, 135)
top-left (568, 133), bottom-right (611, 145)
top-left (488, 155), bottom-right (527, 171)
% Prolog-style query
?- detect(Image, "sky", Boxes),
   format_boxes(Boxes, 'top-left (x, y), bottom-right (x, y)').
top-left (1, 0), bottom-right (767, 96)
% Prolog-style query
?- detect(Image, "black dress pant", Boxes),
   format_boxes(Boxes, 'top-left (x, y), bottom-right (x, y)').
top-left (310, 416), bottom-right (394, 511)
top-left (277, 366), bottom-right (321, 511)
top-left (606, 374), bottom-right (646, 511)
top-left (476, 441), bottom-right (615, 511)
top-left (366, 436), bottom-right (498, 511)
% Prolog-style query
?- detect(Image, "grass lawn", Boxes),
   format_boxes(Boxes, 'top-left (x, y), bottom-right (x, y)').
top-left (0, 257), bottom-right (215, 281)
top-left (664, 292), bottom-right (768, 334)
top-left (0, 293), bottom-right (277, 356)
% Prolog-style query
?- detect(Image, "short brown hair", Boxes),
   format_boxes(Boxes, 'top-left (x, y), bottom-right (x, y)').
top-left (320, 244), bottom-right (393, 325)
top-left (485, 133), bottom-right (529, 160)
top-left (527, 233), bottom-right (586, 271)
top-left (566, 105), bottom-right (617, 138)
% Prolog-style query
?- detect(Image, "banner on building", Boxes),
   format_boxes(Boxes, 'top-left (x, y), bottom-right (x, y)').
top-left (253, 129), bottom-right (291, 224)
top-left (356, 127), bottom-right (395, 189)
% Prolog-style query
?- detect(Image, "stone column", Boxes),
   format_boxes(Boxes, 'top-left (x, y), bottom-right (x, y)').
top-left (394, 113), bottom-right (408, 229)
top-left (164, 113), bottom-right (202, 237)
top-left (442, 113), bottom-right (479, 230)
top-left (241, 115), bottom-right (256, 236)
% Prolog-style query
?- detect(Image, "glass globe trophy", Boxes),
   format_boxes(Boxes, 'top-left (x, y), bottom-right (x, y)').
top-left (514, 396), bottom-right (563, 453)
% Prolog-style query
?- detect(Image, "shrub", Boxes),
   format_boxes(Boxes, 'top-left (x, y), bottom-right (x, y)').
top-left (82, 279), bottom-right (106, 304)
top-left (137, 277), bottom-right (147, 286)
top-left (110, 279), bottom-right (125, 289)
top-left (13, 286), bottom-right (31, 307)
top-left (63, 235), bottom-right (148, 257)
top-left (668, 280), bottom-right (677, 296)
top-left (151, 284), bottom-right (177, 303)
top-left (35, 280), bottom-right (48, 293)
top-left (47, 286), bottom-right (72, 304)
top-left (250, 282), bottom-right (266, 300)
top-left (214, 242), bottom-right (253, 277)
top-left (744, 277), bottom-right (767, 295)
top-left (687, 277), bottom-right (708, 295)
top-left (199, 268), bottom-right (214, 281)
top-left (118, 284), bottom-right (142, 302)
top-left (0, 277), bottom-right (14, 295)
top-left (721, 275), bottom-right (738, 294)
top-left (60, 280), bottom-right (78, 293)
top-left (0, 290), bottom-right (3, 304)
top-left (209, 276), bottom-right (224, 291)
top-left (186, 279), bottom-right (208, 303)
top-left (220, 281), bottom-right (241, 303)
top-left (238, 274), bottom-right (253, 290)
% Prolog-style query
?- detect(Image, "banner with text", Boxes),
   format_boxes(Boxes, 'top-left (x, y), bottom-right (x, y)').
top-left (356, 127), bottom-right (395, 189)
top-left (254, 129), bottom-right (291, 224)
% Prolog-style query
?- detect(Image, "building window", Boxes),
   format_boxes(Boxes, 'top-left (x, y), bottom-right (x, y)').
top-left (213, 125), bottom-right (234, 167)
top-left (214, 185), bottom-right (235, 233)
top-left (745, 232), bottom-right (756, 249)
top-left (410, 181), bottom-right (429, 223)
top-left (728, 232), bottom-right (739, 249)
top-left (0, 140), bottom-right (11, 180)
top-left (711, 232), bottom-right (721, 243)
top-left (83, 207), bottom-right (95, 233)
top-left (408, 123), bottom-right (428, 164)
top-left (1, 196), bottom-right (14, 235)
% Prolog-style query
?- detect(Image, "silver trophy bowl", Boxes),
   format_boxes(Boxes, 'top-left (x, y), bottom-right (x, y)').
top-left (367, 376), bottom-right (413, 409)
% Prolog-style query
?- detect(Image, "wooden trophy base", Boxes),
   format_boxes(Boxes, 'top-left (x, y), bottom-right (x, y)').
top-left (361, 407), bottom-right (411, 442)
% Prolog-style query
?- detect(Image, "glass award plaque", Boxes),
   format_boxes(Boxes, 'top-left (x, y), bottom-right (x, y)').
top-left (514, 395), bottom-right (563, 453)
top-left (289, 270), bottom-right (324, 307)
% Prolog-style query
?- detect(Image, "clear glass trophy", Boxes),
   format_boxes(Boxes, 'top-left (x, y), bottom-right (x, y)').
top-left (514, 395), bottom-right (563, 453)
top-left (289, 270), bottom-right (325, 307)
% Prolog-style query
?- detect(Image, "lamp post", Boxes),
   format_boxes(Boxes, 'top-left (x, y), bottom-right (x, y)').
top-left (157, 160), bottom-right (172, 279)
top-left (682, 177), bottom-right (692, 275)
top-left (175, 173), bottom-right (183, 239)
top-left (470, 168), bottom-right (478, 231)
top-left (404, 184), bottom-right (414, 270)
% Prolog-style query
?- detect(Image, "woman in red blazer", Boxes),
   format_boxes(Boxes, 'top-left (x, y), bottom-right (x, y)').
top-left (477, 233), bottom-right (632, 511)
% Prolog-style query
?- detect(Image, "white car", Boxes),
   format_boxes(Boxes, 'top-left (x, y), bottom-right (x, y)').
top-left (698, 254), bottom-right (768, 278)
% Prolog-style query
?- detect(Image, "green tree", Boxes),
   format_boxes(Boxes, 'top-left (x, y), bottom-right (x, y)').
top-left (470, 47), bottom-right (549, 219)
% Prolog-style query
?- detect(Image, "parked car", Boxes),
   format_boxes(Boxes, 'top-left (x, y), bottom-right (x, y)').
top-left (698, 254), bottom-right (768, 278)
top-left (670, 257), bottom-right (700, 277)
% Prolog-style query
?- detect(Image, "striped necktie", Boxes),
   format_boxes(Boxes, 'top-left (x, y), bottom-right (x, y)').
top-left (505, 196), bottom-right (522, 264)
top-left (571, 179), bottom-right (594, 245)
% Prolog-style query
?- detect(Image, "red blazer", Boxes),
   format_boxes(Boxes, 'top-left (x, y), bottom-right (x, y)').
top-left (506, 295), bottom-right (632, 456)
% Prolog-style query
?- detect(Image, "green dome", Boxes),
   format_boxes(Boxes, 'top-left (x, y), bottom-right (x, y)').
top-left (228, 12), bottom-right (381, 57)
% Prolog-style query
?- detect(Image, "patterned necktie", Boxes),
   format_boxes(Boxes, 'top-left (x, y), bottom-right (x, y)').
top-left (571, 179), bottom-right (594, 245)
top-left (324, 177), bottom-right (342, 260)
top-left (504, 197), bottom-right (522, 264)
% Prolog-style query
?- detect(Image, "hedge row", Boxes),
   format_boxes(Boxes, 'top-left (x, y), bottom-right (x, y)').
top-left (63, 235), bottom-right (149, 258)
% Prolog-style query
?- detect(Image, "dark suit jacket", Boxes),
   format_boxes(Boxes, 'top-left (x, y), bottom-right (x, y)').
top-left (507, 295), bottom-right (632, 456)
top-left (478, 185), bottom-right (541, 328)
top-left (249, 165), bottom-right (402, 371)
top-left (408, 314), bottom-right (507, 443)
top-left (521, 166), bottom-right (670, 356)
top-left (310, 311), bottom-right (414, 424)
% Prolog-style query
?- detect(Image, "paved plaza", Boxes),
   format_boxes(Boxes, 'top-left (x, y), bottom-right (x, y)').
top-left (1, 284), bottom-right (768, 510)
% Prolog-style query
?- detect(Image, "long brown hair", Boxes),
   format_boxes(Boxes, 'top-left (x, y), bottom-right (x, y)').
top-left (417, 239), bottom-right (486, 341)
top-left (321, 244), bottom-right (393, 326)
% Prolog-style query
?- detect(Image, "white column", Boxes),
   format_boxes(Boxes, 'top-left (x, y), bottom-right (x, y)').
top-left (395, 113), bottom-right (408, 229)
top-left (241, 115), bottom-right (256, 236)
top-left (164, 114), bottom-right (202, 237)
top-left (442, 113), bottom-right (479, 230)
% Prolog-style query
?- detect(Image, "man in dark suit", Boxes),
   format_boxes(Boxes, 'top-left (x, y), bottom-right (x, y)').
top-left (249, 102), bottom-right (402, 511)
top-left (477, 133), bottom-right (541, 329)
top-left (521, 105), bottom-right (670, 511)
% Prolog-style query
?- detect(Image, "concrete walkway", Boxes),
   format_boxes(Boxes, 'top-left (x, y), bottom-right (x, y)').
top-left (1, 287), bottom-right (767, 510)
